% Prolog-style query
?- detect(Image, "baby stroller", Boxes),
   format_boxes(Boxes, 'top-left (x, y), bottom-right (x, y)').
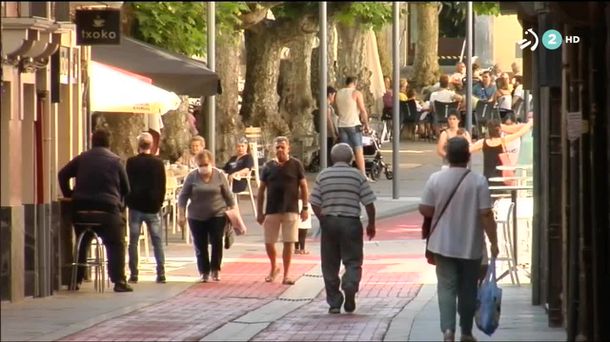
top-left (361, 130), bottom-right (393, 180)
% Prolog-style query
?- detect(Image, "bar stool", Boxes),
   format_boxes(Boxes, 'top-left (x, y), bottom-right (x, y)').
top-left (70, 212), bottom-right (108, 293)
top-left (494, 200), bottom-right (520, 285)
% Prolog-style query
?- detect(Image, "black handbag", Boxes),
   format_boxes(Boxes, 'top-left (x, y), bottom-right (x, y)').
top-left (424, 169), bottom-right (471, 265)
top-left (224, 219), bottom-right (235, 249)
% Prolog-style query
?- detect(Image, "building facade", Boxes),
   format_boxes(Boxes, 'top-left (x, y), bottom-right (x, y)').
top-left (1, 2), bottom-right (88, 301)
top-left (502, 2), bottom-right (610, 341)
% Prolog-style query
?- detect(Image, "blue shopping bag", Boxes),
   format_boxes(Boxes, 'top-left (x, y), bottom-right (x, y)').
top-left (475, 258), bottom-right (502, 336)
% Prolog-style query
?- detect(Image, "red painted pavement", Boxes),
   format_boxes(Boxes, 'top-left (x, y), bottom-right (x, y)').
top-left (59, 211), bottom-right (427, 341)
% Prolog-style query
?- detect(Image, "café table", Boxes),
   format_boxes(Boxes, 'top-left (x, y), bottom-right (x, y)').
top-left (488, 184), bottom-right (533, 281)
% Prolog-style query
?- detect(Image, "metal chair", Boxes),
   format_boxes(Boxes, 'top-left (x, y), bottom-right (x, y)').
top-left (494, 200), bottom-right (520, 285)
top-left (432, 101), bottom-right (459, 124)
top-left (232, 172), bottom-right (257, 217)
top-left (70, 211), bottom-right (108, 293)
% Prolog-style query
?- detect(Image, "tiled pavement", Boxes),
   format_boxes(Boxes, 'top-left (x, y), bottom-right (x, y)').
top-left (56, 212), bottom-right (428, 342)
top-left (1, 142), bottom-right (567, 341)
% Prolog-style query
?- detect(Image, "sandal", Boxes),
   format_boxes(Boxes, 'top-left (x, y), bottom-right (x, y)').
top-left (300, 250), bottom-right (310, 255)
top-left (282, 278), bottom-right (295, 285)
top-left (265, 267), bottom-right (280, 283)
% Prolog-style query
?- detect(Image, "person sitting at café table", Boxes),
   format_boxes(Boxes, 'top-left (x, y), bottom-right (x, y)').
top-left (177, 135), bottom-right (206, 169)
top-left (223, 137), bottom-right (255, 194)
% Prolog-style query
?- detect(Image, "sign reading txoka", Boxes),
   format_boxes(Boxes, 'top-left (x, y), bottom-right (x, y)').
top-left (75, 9), bottom-right (121, 45)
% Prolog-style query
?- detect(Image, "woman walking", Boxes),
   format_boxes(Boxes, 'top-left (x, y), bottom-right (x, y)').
top-left (178, 150), bottom-right (235, 282)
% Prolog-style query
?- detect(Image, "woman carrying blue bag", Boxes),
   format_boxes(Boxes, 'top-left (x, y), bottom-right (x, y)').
top-left (420, 137), bottom-right (500, 342)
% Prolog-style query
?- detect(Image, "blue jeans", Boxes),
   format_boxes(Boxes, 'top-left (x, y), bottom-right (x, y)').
top-left (128, 209), bottom-right (165, 276)
top-left (338, 126), bottom-right (363, 150)
top-left (435, 254), bottom-right (481, 335)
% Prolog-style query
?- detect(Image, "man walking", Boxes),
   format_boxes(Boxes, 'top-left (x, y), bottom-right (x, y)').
top-left (256, 136), bottom-right (309, 285)
top-left (58, 129), bottom-right (133, 292)
top-left (309, 143), bottom-right (377, 314)
top-left (419, 137), bottom-right (499, 342)
top-left (126, 132), bottom-right (167, 284)
top-left (335, 76), bottom-right (370, 176)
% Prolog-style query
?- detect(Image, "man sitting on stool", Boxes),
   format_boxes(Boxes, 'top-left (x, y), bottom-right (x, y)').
top-left (58, 129), bottom-right (133, 292)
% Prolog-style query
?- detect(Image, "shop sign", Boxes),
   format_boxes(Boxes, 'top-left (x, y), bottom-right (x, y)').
top-left (75, 9), bottom-right (121, 45)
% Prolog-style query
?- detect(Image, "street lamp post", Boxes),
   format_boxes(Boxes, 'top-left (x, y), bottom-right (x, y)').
top-left (392, 2), bottom-right (400, 199)
top-left (207, 2), bottom-right (216, 154)
top-left (319, 2), bottom-right (328, 170)
top-left (465, 2), bottom-right (473, 133)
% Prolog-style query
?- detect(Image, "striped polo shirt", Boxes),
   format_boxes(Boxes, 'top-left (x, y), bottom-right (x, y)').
top-left (309, 162), bottom-right (376, 217)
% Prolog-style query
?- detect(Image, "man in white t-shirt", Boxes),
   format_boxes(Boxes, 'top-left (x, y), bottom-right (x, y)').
top-left (419, 137), bottom-right (499, 342)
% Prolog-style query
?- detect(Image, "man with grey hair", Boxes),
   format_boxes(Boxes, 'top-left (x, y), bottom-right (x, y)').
top-left (309, 143), bottom-right (377, 314)
top-left (126, 132), bottom-right (167, 284)
top-left (257, 136), bottom-right (309, 285)
top-left (419, 137), bottom-right (499, 341)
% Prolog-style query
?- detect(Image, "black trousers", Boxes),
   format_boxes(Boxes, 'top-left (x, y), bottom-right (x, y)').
top-left (72, 204), bottom-right (127, 285)
top-left (295, 228), bottom-right (308, 250)
top-left (320, 216), bottom-right (364, 309)
top-left (188, 216), bottom-right (226, 274)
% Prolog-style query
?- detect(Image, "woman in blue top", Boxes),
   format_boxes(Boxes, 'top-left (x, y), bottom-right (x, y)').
top-left (223, 138), bottom-right (255, 194)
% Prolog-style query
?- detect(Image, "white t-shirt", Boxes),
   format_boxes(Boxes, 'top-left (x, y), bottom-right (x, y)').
top-left (430, 89), bottom-right (457, 105)
top-left (420, 167), bottom-right (492, 260)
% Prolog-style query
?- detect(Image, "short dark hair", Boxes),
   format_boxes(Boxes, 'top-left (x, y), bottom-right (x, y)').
top-left (327, 86), bottom-right (337, 96)
top-left (439, 74), bottom-right (449, 88)
top-left (91, 129), bottom-right (110, 148)
top-left (406, 88), bottom-right (416, 98)
top-left (345, 76), bottom-right (356, 85)
top-left (446, 137), bottom-right (470, 165)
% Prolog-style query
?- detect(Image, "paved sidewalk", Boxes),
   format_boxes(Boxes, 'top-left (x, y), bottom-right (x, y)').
top-left (0, 140), bottom-right (566, 341)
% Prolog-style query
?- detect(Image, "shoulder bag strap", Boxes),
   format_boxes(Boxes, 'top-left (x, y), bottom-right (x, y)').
top-left (427, 169), bottom-right (471, 241)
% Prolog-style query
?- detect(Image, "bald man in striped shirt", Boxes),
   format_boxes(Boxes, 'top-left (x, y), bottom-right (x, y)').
top-left (310, 143), bottom-right (377, 314)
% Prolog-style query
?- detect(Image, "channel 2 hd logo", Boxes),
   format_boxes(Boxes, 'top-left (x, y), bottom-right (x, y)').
top-left (518, 28), bottom-right (580, 51)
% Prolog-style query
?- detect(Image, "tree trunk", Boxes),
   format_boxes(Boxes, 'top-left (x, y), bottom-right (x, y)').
top-left (159, 97), bottom-right (191, 163)
top-left (240, 21), bottom-right (290, 148)
top-left (336, 23), bottom-right (375, 116)
top-left (214, 31), bottom-right (243, 164)
top-left (311, 20), bottom-right (338, 96)
top-left (411, 3), bottom-right (441, 89)
top-left (376, 26), bottom-right (392, 78)
top-left (97, 112), bottom-right (145, 161)
top-left (278, 30), bottom-right (317, 165)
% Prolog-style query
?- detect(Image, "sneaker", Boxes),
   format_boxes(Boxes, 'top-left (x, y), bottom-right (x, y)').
top-left (443, 329), bottom-right (455, 342)
top-left (328, 307), bottom-right (341, 314)
top-left (343, 291), bottom-right (356, 313)
top-left (114, 282), bottom-right (134, 293)
top-left (128, 275), bottom-right (138, 284)
top-left (211, 271), bottom-right (220, 282)
top-left (156, 275), bottom-right (166, 283)
top-left (200, 273), bottom-right (209, 283)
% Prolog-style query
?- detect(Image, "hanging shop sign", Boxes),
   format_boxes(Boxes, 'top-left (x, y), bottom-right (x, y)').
top-left (75, 8), bottom-right (121, 45)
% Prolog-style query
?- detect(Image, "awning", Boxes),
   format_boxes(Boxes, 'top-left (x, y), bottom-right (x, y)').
top-left (91, 37), bottom-right (221, 97)
top-left (90, 61), bottom-right (181, 115)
